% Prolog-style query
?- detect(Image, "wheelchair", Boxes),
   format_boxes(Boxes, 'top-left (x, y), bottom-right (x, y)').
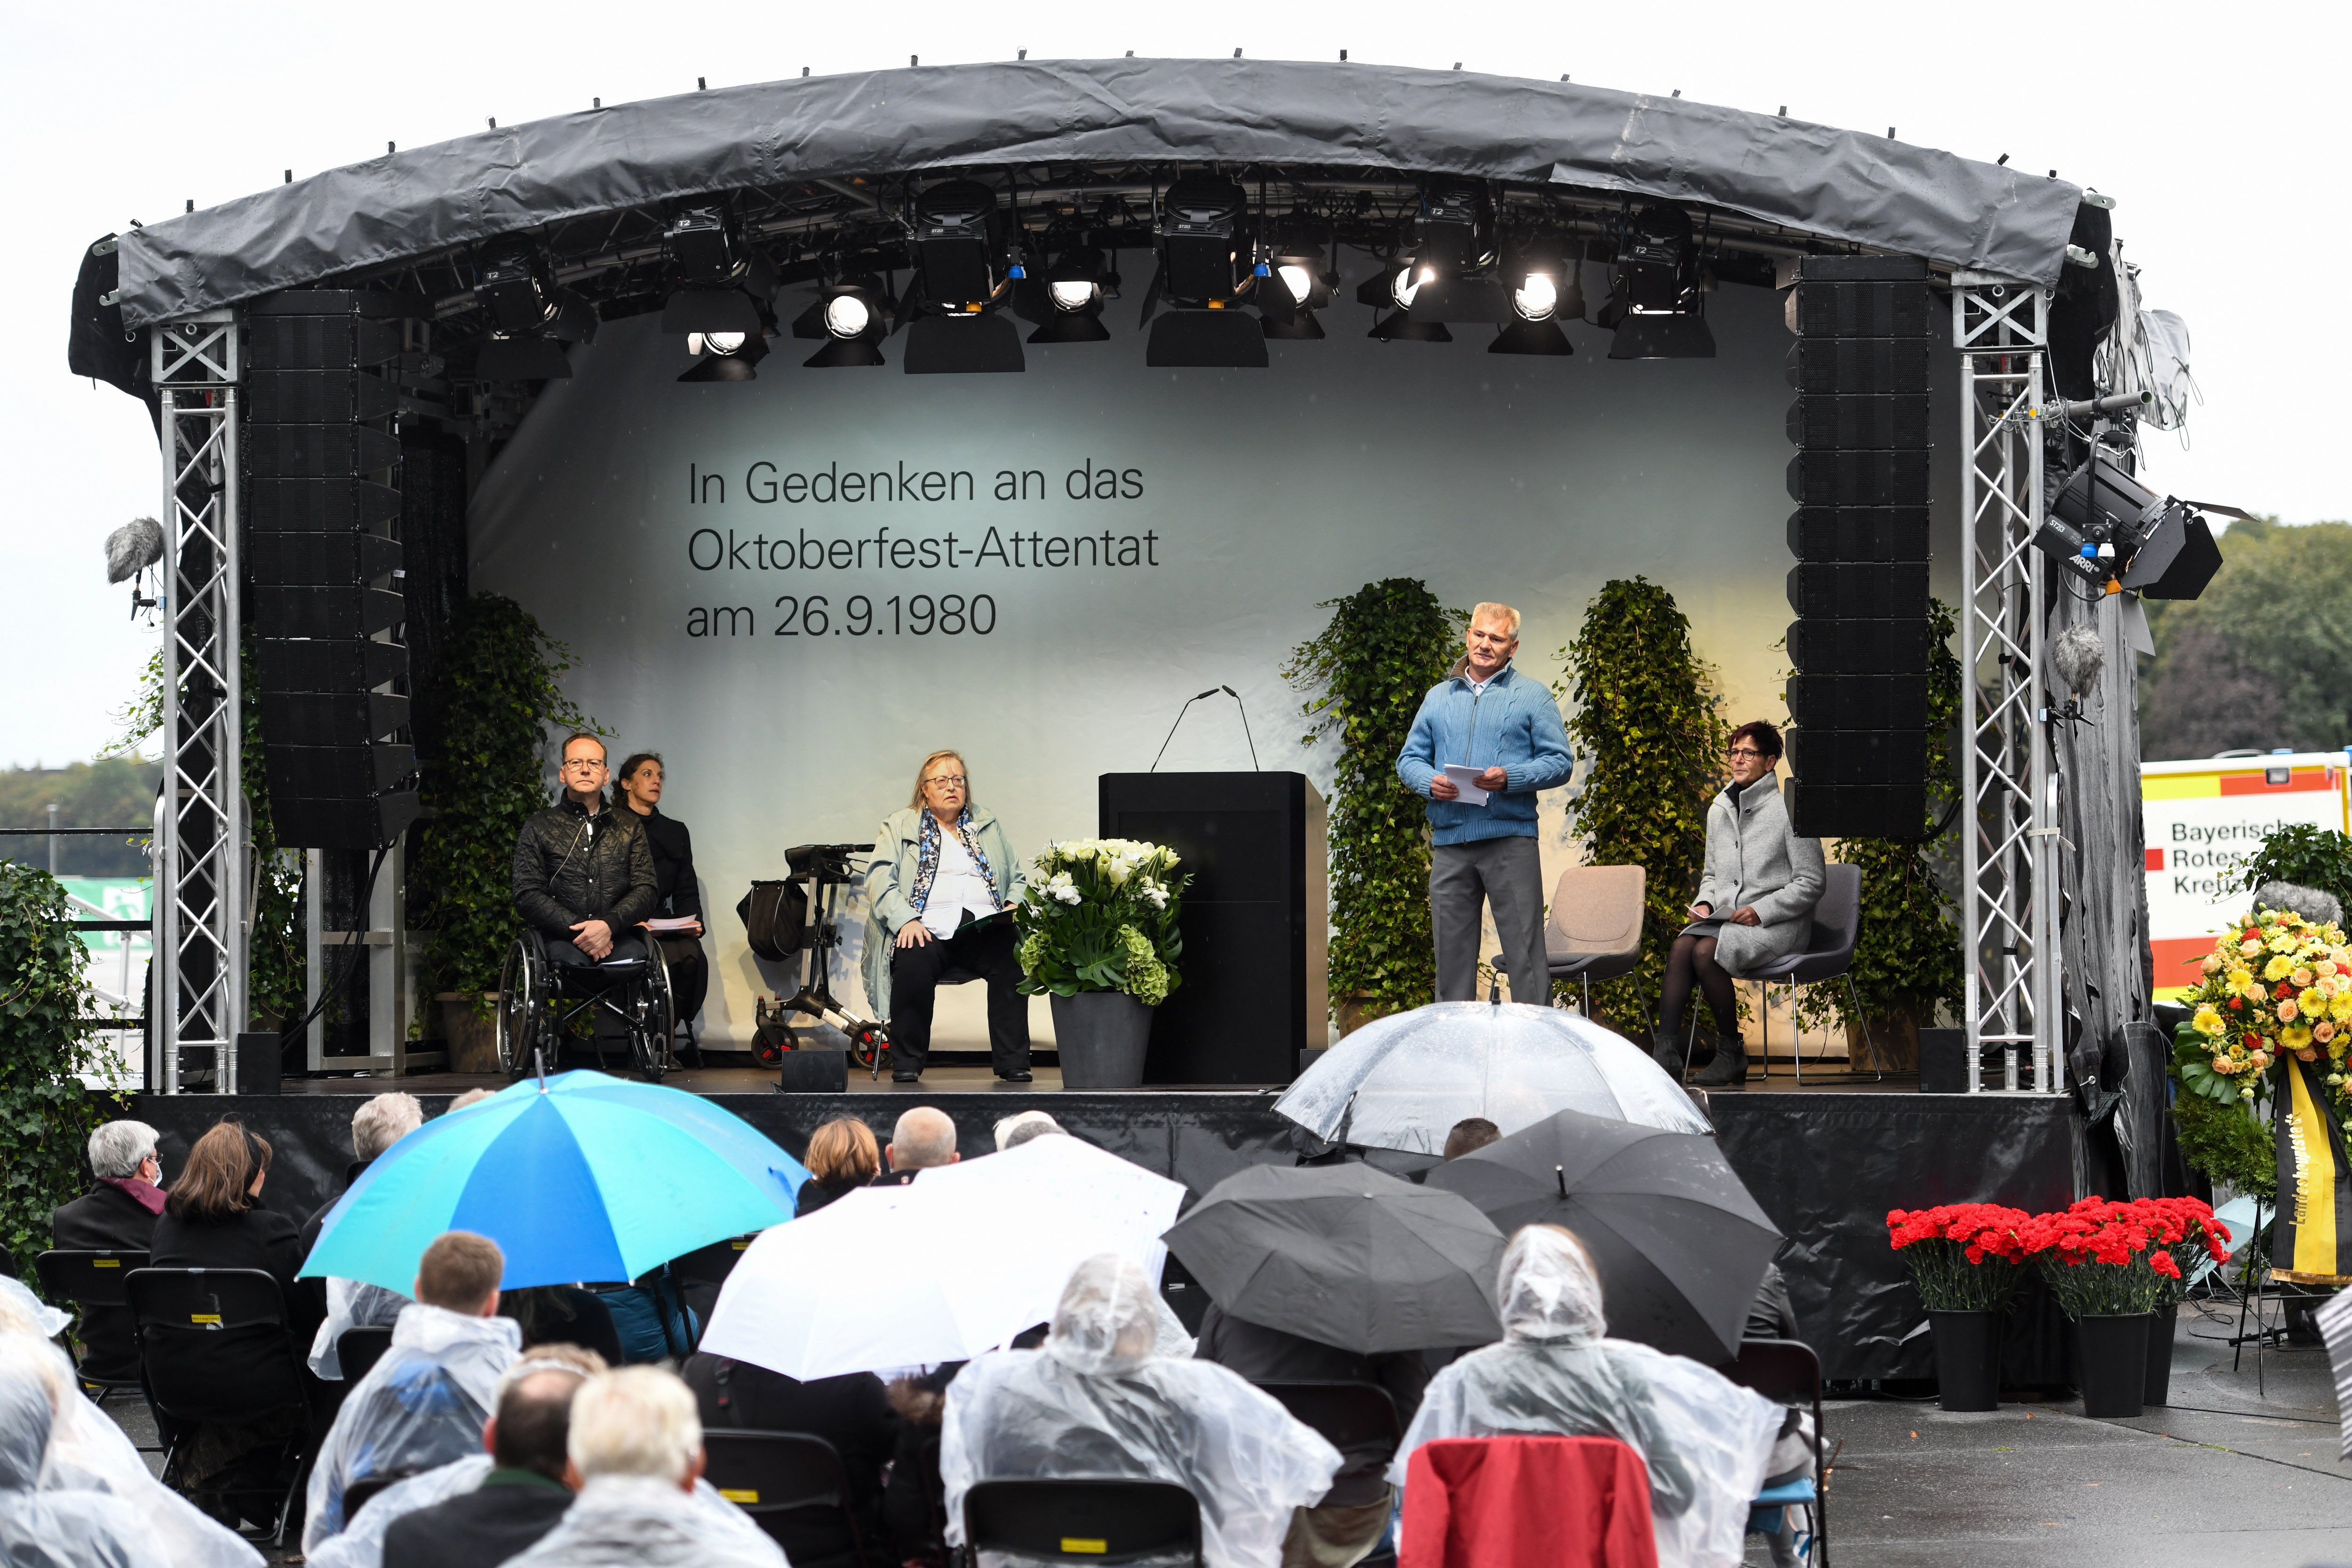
top-left (496, 927), bottom-right (676, 1083)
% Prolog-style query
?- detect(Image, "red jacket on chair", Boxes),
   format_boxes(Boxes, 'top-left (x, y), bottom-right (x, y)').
top-left (1400, 1436), bottom-right (1658, 1568)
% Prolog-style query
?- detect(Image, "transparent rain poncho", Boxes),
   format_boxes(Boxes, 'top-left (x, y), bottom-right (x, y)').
top-left (940, 1254), bottom-right (1342, 1568)
top-left (1391, 1227), bottom-right (1780, 1568)
top-left (303, 1455), bottom-right (495, 1568)
top-left (0, 1335), bottom-right (261, 1568)
top-left (309, 1278), bottom-right (413, 1380)
top-left (303, 1302), bottom-right (523, 1550)
top-left (500, 1475), bottom-right (787, 1568)
top-left (1274, 1002), bottom-right (1711, 1154)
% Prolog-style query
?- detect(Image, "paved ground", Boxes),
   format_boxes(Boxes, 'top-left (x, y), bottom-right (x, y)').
top-left (1767, 1299), bottom-right (2352, 1567)
top-left (104, 1297), bottom-right (2349, 1567)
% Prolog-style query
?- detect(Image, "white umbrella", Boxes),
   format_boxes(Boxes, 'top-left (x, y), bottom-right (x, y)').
top-left (1275, 1000), bottom-right (1711, 1154)
top-left (696, 1133), bottom-right (1185, 1380)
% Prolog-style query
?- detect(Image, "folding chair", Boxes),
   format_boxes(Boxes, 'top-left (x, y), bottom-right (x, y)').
top-left (1721, 1337), bottom-right (1829, 1566)
top-left (337, 1323), bottom-right (394, 1383)
top-left (34, 1249), bottom-right (152, 1420)
top-left (124, 1266), bottom-right (318, 1545)
top-left (963, 1478), bottom-right (1202, 1567)
top-left (705, 1429), bottom-right (882, 1568)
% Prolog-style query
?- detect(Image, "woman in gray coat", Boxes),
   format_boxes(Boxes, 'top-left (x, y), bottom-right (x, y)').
top-left (860, 750), bottom-right (1031, 1083)
top-left (1656, 721), bottom-right (1825, 1086)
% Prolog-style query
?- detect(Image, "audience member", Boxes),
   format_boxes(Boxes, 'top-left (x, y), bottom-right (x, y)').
top-left (1391, 1225), bottom-right (1781, 1568)
top-left (992, 1109), bottom-right (1065, 1150)
top-left (1744, 1260), bottom-right (1801, 1343)
top-left (305, 1348), bottom-right (605, 1568)
top-left (941, 1254), bottom-right (1341, 1568)
top-left (871, 1106), bottom-right (959, 1187)
top-left (503, 1366), bottom-right (785, 1568)
top-left (304, 1232), bottom-right (521, 1551)
top-left (50, 1119), bottom-right (167, 1381)
top-left (1440, 1117), bottom-right (1501, 1160)
top-left (450, 1088), bottom-right (500, 1112)
top-left (147, 1122), bottom-right (327, 1511)
top-left (0, 1331), bottom-right (260, 1568)
top-left (303, 1092), bottom-right (427, 1374)
top-left (1194, 1299), bottom-right (1429, 1566)
top-left (795, 1116), bottom-right (882, 1216)
top-left (381, 1348), bottom-right (605, 1568)
top-left (682, 1353), bottom-right (897, 1568)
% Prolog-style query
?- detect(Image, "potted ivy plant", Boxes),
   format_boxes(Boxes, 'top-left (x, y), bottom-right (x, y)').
top-left (2020, 1197), bottom-right (2181, 1418)
top-left (1016, 839), bottom-right (1187, 1088)
top-left (1886, 1202), bottom-right (2030, 1410)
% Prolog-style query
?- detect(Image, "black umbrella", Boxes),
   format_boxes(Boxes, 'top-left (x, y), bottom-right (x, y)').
top-left (1161, 1163), bottom-right (1507, 1354)
top-left (1423, 1106), bottom-right (1781, 1363)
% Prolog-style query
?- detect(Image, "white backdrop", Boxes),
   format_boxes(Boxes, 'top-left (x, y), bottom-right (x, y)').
top-left (471, 266), bottom-right (1964, 1047)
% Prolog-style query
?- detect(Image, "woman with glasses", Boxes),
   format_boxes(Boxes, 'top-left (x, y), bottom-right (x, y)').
top-left (613, 752), bottom-right (708, 1046)
top-left (1655, 720), bottom-right (1824, 1086)
top-left (859, 750), bottom-right (1031, 1083)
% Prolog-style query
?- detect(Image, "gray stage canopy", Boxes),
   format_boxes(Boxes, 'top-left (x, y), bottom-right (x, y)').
top-left (112, 57), bottom-right (2082, 327)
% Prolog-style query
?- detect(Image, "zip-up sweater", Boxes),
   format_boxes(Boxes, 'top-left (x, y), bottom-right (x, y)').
top-left (1395, 661), bottom-right (1576, 845)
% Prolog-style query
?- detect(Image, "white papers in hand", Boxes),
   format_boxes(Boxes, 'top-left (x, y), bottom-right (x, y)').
top-left (1442, 764), bottom-right (1490, 806)
top-left (643, 916), bottom-right (700, 933)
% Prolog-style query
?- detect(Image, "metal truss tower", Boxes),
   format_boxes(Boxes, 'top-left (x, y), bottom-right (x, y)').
top-left (154, 312), bottom-right (245, 1092)
top-left (1953, 276), bottom-right (2060, 1093)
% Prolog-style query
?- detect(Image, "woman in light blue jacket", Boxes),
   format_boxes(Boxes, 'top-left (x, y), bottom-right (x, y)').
top-left (860, 750), bottom-right (1030, 1083)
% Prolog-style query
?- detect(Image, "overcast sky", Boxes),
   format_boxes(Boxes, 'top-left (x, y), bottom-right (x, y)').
top-left (4, 0), bottom-right (2339, 769)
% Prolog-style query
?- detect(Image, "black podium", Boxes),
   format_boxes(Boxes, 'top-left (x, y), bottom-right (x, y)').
top-left (1098, 772), bottom-right (1327, 1084)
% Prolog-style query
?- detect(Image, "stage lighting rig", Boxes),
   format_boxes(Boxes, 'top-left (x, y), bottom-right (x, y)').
top-left (1489, 239), bottom-right (1580, 356)
top-left (792, 278), bottom-right (893, 367)
top-left (1143, 176), bottom-right (1267, 367)
top-left (901, 179), bottom-right (1025, 373)
top-left (659, 203), bottom-right (769, 337)
top-left (2034, 452), bottom-right (2225, 600)
top-left (1606, 203), bottom-right (1715, 359)
top-left (471, 238), bottom-right (595, 380)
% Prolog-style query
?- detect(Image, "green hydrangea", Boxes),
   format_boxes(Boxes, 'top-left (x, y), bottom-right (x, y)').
top-left (1017, 931), bottom-right (1048, 977)
top-left (1117, 925), bottom-right (1171, 1005)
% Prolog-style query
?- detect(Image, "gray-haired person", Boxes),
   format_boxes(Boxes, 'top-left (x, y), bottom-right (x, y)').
top-left (51, 1121), bottom-right (167, 1380)
top-left (1656, 720), bottom-right (1825, 1086)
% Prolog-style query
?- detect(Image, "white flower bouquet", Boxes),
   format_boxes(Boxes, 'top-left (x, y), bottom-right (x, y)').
top-left (1016, 838), bottom-right (1188, 1004)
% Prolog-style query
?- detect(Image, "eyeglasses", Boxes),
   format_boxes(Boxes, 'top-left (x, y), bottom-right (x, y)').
top-left (926, 775), bottom-right (967, 789)
top-left (562, 758), bottom-right (606, 772)
top-left (1726, 747), bottom-right (1766, 759)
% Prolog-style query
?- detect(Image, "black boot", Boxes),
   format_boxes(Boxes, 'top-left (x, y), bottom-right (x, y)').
top-left (1650, 1029), bottom-right (1687, 1074)
top-left (1692, 1037), bottom-right (1748, 1086)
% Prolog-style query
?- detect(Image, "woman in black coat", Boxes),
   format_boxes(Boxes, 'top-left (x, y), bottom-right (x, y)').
top-left (146, 1121), bottom-right (328, 1504)
top-left (615, 752), bottom-right (709, 1043)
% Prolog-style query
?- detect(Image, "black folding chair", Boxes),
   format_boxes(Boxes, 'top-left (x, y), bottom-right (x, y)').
top-left (963, 1478), bottom-right (1202, 1567)
top-left (1721, 1337), bottom-right (1830, 1568)
top-left (125, 1266), bottom-right (317, 1545)
top-left (34, 1250), bottom-right (152, 1409)
top-left (705, 1430), bottom-right (882, 1567)
top-left (337, 1323), bottom-right (394, 1383)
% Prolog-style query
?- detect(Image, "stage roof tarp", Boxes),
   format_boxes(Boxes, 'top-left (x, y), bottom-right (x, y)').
top-left (112, 58), bottom-right (2083, 328)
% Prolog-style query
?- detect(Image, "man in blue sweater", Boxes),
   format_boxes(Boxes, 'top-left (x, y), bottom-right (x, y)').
top-left (1395, 603), bottom-right (1576, 1003)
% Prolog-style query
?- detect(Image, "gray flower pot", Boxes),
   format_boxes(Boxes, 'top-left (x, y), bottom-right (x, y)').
top-left (1051, 991), bottom-right (1153, 1088)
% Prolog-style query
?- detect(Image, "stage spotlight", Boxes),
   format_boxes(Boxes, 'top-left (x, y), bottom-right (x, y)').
top-left (1400, 182), bottom-right (1506, 321)
top-left (791, 279), bottom-right (891, 368)
top-left (1488, 239), bottom-right (1579, 355)
top-left (677, 328), bottom-right (769, 382)
top-left (658, 204), bottom-right (772, 335)
top-left (1028, 247), bottom-right (1113, 343)
top-left (471, 239), bottom-right (594, 379)
top-left (2038, 453), bottom-right (2227, 600)
top-left (1607, 203), bottom-right (1714, 359)
top-left (901, 180), bottom-right (1025, 371)
top-left (1144, 177), bottom-right (1267, 366)
top-left (1256, 231), bottom-right (1332, 341)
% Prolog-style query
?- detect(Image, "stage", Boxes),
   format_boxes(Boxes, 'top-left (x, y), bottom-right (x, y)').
top-left (125, 1069), bottom-right (2091, 1385)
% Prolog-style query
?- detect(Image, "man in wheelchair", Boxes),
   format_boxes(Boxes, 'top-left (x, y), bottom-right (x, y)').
top-left (504, 733), bottom-right (669, 1077)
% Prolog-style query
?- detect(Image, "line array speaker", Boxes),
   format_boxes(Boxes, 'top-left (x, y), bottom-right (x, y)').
top-left (1784, 254), bottom-right (1934, 839)
top-left (246, 291), bottom-right (424, 849)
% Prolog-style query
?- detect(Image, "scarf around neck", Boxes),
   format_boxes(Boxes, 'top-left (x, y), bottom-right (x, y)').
top-left (909, 807), bottom-right (997, 921)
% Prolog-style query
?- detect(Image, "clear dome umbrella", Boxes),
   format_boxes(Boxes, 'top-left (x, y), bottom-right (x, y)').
top-left (1275, 1001), bottom-right (1710, 1154)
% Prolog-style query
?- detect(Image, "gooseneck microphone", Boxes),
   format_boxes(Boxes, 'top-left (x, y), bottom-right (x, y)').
top-left (1149, 685), bottom-right (1262, 772)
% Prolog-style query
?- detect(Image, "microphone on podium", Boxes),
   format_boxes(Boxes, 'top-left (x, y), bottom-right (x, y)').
top-left (1150, 685), bottom-right (1262, 772)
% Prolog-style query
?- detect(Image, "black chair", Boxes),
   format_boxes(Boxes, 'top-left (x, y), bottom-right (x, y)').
top-left (963, 1478), bottom-right (1202, 1567)
top-left (338, 1323), bottom-right (394, 1383)
top-left (497, 928), bottom-right (676, 1082)
top-left (341, 1467), bottom-right (419, 1525)
top-left (34, 1249), bottom-right (151, 1401)
top-left (670, 1235), bottom-right (759, 1346)
top-left (124, 1266), bottom-right (317, 1545)
top-left (1722, 1337), bottom-right (1829, 1568)
top-left (502, 1283), bottom-right (626, 1367)
top-left (705, 1430), bottom-right (881, 1567)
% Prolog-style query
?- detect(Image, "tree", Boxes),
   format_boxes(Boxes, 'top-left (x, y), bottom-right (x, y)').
top-left (1557, 578), bottom-right (1727, 1030)
top-left (2139, 517), bottom-right (2352, 758)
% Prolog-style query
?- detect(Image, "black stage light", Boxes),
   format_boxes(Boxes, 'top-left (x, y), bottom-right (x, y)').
top-left (1144, 177), bottom-right (1266, 367)
top-left (2040, 453), bottom-right (2227, 600)
top-left (1255, 229), bottom-right (1333, 341)
top-left (1400, 182), bottom-right (1505, 322)
top-left (793, 280), bottom-right (892, 367)
top-left (676, 329), bottom-right (770, 382)
top-left (1608, 203), bottom-right (1715, 359)
top-left (1489, 240), bottom-right (1578, 356)
top-left (471, 239), bottom-right (594, 379)
top-left (659, 204), bottom-right (771, 334)
top-left (902, 180), bottom-right (1025, 372)
top-left (1028, 247), bottom-right (1113, 343)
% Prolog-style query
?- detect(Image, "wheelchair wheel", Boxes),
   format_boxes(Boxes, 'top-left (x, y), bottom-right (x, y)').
top-left (849, 1020), bottom-right (890, 1076)
top-left (631, 941), bottom-right (676, 1084)
top-left (496, 938), bottom-right (548, 1079)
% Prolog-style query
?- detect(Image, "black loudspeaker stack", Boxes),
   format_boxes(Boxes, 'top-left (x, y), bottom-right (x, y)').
top-left (1783, 255), bottom-right (1933, 840)
top-left (246, 292), bottom-right (423, 849)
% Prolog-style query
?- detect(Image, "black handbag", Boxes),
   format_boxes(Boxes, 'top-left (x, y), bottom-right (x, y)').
top-left (736, 879), bottom-right (810, 961)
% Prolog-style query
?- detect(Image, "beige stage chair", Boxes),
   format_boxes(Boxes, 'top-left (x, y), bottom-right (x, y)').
top-left (1493, 864), bottom-right (1651, 1023)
